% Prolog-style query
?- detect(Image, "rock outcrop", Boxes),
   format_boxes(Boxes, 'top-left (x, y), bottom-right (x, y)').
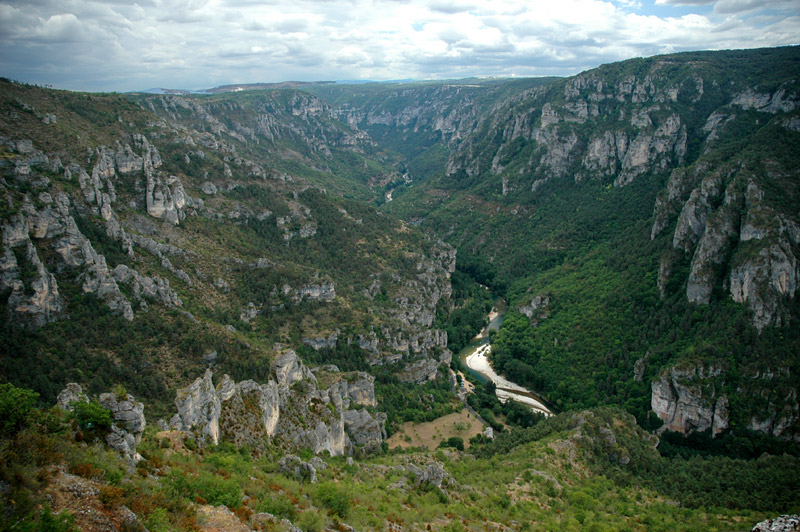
top-left (98, 392), bottom-right (146, 462)
top-left (446, 66), bottom-right (690, 191)
top-left (169, 352), bottom-right (386, 455)
top-left (55, 384), bottom-right (145, 463)
top-left (0, 135), bottom-right (188, 326)
top-left (278, 454), bottom-right (319, 483)
top-left (653, 159), bottom-right (799, 330)
top-left (650, 364), bottom-right (729, 436)
top-left (751, 515), bottom-right (800, 532)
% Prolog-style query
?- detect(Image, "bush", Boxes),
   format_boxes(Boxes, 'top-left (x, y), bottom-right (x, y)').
top-left (0, 383), bottom-right (39, 436)
top-left (438, 437), bottom-right (465, 451)
top-left (297, 509), bottom-right (325, 532)
top-left (72, 400), bottom-right (113, 431)
top-left (37, 505), bottom-right (78, 532)
top-left (192, 473), bottom-right (242, 508)
top-left (314, 482), bottom-right (350, 518)
top-left (255, 493), bottom-right (297, 521)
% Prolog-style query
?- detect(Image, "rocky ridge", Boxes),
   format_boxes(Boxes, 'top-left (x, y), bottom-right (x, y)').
top-left (0, 134), bottom-right (186, 325)
top-left (56, 383), bottom-right (146, 463)
top-left (650, 361), bottom-right (799, 441)
top-left (1, 78), bottom-right (459, 403)
top-left (169, 350), bottom-right (386, 456)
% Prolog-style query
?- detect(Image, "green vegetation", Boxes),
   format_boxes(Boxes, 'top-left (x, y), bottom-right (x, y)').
top-left (0, 383), bottom-right (39, 435)
top-left (387, 47), bottom-right (800, 458)
top-left (72, 399), bottom-right (112, 431)
top-left (2, 47), bottom-right (800, 530)
top-left (473, 408), bottom-right (800, 513)
top-left (1, 395), bottom-right (791, 531)
top-left (435, 268), bottom-right (494, 353)
top-left (376, 368), bottom-right (459, 433)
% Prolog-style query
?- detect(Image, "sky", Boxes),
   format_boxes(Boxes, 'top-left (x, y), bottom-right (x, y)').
top-left (0, 0), bottom-right (798, 92)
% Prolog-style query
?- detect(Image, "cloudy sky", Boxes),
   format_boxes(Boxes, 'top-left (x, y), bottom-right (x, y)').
top-left (0, 0), bottom-right (798, 92)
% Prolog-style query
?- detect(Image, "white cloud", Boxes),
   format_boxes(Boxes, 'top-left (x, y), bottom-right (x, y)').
top-left (0, 0), bottom-right (797, 91)
top-left (655, 0), bottom-right (714, 5)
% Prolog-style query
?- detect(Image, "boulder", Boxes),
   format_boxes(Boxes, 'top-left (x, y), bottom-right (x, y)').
top-left (278, 454), bottom-right (318, 483)
top-left (751, 515), bottom-right (800, 532)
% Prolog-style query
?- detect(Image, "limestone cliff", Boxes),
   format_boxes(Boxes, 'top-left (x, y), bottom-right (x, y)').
top-left (1, 79), bottom-right (457, 399)
top-left (653, 158), bottom-right (799, 330)
top-left (170, 351), bottom-right (386, 455)
top-left (651, 362), bottom-right (799, 441)
top-left (650, 364), bottom-right (729, 436)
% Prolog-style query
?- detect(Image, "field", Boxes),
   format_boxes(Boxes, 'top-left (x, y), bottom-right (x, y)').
top-left (386, 408), bottom-right (486, 450)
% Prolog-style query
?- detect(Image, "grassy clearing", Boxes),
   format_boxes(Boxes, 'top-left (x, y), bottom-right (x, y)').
top-left (386, 408), bottom-right (486, 450)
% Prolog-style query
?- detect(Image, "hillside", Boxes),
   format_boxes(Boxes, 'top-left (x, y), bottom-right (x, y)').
top-left (0, 79), bottom-right (458, 425)
top-left (383, 47), bottom-right (800, 446)
top-left (1, 47), bottom-right (800, 532)
top-left (3, 391), bottom-right (797, 531)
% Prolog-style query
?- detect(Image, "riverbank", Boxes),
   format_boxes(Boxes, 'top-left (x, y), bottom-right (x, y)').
top-left (465, 343), bottom-right (552, 416)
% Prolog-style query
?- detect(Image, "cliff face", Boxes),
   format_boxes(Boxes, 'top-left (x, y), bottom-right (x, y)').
top-left (170, 351), bottom-right (386, 455)
top-left (0, 79), bottom-right (456, 406)
top-left (651, 361), bottom-right (799, 441)
top-left (445, 62), bottom-right (693, 190)
top-left (379, 48), bottom-right (800, 441)
top-left (650, 364), bottom-right (730, 437)
top-left (651, 102), bottom-right (800, 331)
top-left (442, 55), bottom-right (800, 334)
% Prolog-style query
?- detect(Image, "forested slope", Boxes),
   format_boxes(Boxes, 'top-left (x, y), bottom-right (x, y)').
top-left (383, 47), bottom-right (800, 445)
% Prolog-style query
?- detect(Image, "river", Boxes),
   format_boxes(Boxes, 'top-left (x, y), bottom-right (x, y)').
top-left (459, 299), bottom-right (552, 416)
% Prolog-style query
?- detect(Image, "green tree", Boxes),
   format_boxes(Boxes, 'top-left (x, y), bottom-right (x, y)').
top-left (0, 382), bottom-right (39, 436)
top-left (72, 400), bottom-right (113, 431)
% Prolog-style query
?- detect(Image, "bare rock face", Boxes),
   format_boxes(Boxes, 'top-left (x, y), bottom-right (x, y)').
top-left (650, 364), bottom-right (729, 436)
top-left (397, 357), bottom-right (440, 384)
top-left (751, 515), bottom-right (800, 532)
top-left (112, 264), bottom-right (181, 308)
top-left (729, 244), bottom-right (798, 330)
top-left (146, 173), bottom-right (189, 225)
top-left (273, 350), bottom-right (316, 388)
top-left (344, 372), bottom-right (378, 407)
top-left (685, 204), bottom-right (739, 305)
top-left (1, 190), bottom-right (134, 324)
top-left (172, 369), bottom-right (222, 444)
top-left (99, 392), bottom-right (146, 462)
top-left (2, 232), bottom-right (65, 328)
top-left (56, 383), bottom-right (88, 410)
top-left (654, 159), bottom-right (799, 330)
top-left (302, 330), bottom-right (339, 350)
top-left (169, 354), bottom-right (386, 455)
top-left (343, 409), bottom-right (387, 451)
top-left (218, 379), bottom-right (281, 448)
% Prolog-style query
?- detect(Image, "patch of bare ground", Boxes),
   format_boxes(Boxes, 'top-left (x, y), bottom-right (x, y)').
top-left (44, 466), bottom-right (142, 532)
top-left (386, 408), bottom-right (485, 450)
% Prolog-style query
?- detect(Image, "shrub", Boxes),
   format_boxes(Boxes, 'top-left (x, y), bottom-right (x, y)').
top-left (72, 400), bottom-right (112, 431)
top-left (0, 383), bottom-right (39, 435)
top-left (37, 505), bottom-right (78, 532)
top-left (192, 473), bottom-right (242, 508)
top-left (255, 493), bottom-right (297, 521)
top-left (297, 509), bottom-right (325, 532)
top-left (315, 482), bottom-right (350, 518)
top-left (439, 437), bottom-right (465, 451)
